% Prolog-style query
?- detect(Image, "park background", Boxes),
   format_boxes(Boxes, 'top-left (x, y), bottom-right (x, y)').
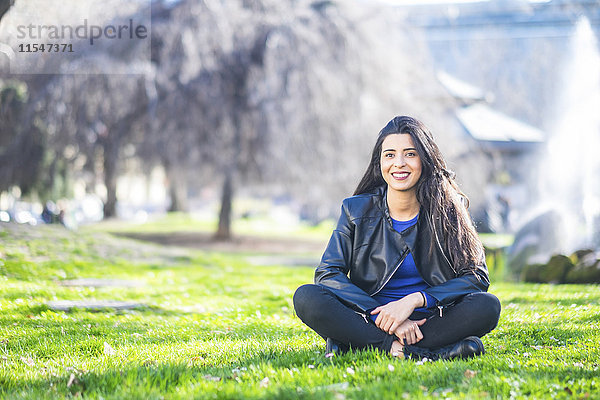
top-left (1, 0), bottom-right (599, 398)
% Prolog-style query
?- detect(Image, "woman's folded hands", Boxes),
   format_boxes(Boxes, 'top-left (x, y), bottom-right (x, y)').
top-left (371, 292), bottom-right (426, 344)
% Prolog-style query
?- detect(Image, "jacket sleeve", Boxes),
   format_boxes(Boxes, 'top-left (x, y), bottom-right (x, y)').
top-left (423, 260), bottom-right (490, 307)
top-left (314, 202), bottom-right (381, 314)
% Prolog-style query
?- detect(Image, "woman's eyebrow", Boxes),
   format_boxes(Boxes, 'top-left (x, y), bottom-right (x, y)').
top-left (404, 147), bottom-right (417, 151)
top-left (382, 148), bottom-right (396, 153)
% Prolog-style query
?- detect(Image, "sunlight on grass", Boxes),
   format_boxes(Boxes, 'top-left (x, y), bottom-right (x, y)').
top-left (1, 222), bottom-right (598, 399)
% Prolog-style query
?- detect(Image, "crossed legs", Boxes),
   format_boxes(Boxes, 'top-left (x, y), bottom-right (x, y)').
top-left (293, 284), bottom-right (501, 354)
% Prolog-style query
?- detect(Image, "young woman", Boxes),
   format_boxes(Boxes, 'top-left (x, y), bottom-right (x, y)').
top-left (293, 116), bottom-right (501, 360)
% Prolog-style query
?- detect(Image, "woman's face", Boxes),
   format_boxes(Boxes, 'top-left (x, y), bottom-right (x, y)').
top-left (380, 133), bottom-right (422, 195)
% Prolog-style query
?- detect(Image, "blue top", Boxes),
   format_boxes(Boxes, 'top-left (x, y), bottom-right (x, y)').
top-left (370, 214), bottom-right (435, 320)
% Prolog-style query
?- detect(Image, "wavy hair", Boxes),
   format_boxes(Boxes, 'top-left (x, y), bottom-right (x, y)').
top-left (354, 116), bottom-right (484, 268)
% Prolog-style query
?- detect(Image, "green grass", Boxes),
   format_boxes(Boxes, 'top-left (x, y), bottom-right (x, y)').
top-left (1, 221), bottom-right (599, 399)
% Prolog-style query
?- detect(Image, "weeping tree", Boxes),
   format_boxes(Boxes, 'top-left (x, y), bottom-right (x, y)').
top-left (16, 52), bottom-right (152, 216)
top-left (213, 40), bottom-right (269, 240)
top-left (150, 0), bottom-right (373, 240)
top-left (148, 0), bottom-right (463, 239)
top-left (245, 2), bottom-right (371, 215)
top-left (0, 69), bottom-right (81, 201)
top-left (146, 0), bottom-right (229, 214)
top-left (0, 81), bottom-right (46, 196)
top-left (147, 0), bottom-right (272, 236)
top-left (43, 71), bottom-right (150, 218)
top-left (1, 0), bottom-right (153, 217)
top-left (141, 1), bottom-right (219, 213)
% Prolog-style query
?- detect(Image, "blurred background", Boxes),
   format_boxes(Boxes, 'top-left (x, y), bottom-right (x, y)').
top-left (0, 0), bottom-right (599, 280)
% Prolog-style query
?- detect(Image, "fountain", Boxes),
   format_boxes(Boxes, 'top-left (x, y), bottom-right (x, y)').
top-left (508, 17), bottom-right (600, 282)
top-left (546, 17), bottom-right (600, 251)
top-left (542, 16), bottom-right (600, 251)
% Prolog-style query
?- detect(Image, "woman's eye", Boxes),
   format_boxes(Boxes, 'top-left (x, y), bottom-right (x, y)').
top-left (384, 153), bottom-right (394, 158)
top-left (406, 152), bottom-right (417, 157)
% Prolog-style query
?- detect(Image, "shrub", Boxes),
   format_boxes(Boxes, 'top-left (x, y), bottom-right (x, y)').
top-left (522, 251), bottom-right (600, 284)
top-left (565, 250), bottom-right (600, 283)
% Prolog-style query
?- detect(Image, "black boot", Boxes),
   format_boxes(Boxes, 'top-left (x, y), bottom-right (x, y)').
top-left (326, 338), bottom-right (349, 354)
top-left (403, 336), bottom-right (485, 361)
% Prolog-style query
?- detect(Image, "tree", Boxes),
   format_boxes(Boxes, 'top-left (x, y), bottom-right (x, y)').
top-left (145, 0), bottom-right (229, 213)
top-left (0, 80), bottom-right (45, 195)
top-left (146, 0), bottom-right (465, 238)
top-left (47, 72), bottom-right (149, 218)
top-left (1, 0), bottom-right (153, 217)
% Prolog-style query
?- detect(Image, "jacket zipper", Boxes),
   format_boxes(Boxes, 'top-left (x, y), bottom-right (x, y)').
top-left (430, 217), bottom-right (456, 318)
top-left (370, 248), bottom-right (409, 297)
top-left (359, 312), bottom-right (369, 324)
top-left (436, 300), bottom-right (457, 318)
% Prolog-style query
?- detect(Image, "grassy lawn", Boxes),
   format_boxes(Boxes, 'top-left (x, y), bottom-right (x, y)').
top-left (0, 221), bottom-right (599, 399)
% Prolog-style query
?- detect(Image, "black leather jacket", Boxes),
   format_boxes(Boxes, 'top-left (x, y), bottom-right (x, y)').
top-left (314, 187), bottom-right (490, 315)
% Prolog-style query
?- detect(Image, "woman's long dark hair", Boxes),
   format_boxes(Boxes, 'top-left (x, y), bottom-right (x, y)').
top-left (354, 116), bottom-right (484, 269)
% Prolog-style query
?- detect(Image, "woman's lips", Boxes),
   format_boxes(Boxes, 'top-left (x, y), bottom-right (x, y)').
top-left (391, 172), bottom-right (409, 180)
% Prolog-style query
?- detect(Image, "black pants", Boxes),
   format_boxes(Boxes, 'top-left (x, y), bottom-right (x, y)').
top-left (293, 284), bottom-right (501, 352)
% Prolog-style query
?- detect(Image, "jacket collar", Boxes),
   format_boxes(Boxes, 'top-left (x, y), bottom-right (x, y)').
top-left (375, 185), bottom-right (422, 229)
top-left (375, 186), bottom-right (393, 226)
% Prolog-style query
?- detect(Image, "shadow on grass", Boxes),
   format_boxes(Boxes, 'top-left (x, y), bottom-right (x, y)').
top-left (112, 231), bottom-right (325, 256)
top-left (6, 302), bottom-right (207, 318)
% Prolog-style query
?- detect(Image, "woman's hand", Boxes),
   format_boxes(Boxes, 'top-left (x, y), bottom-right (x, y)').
top-left (370, 292), bottom-right (424, 334)
top-left (394, 318), bottom-right (426, 345)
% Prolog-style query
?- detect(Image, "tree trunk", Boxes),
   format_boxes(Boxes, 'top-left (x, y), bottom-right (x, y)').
top-left (102, 140), bottom-right (118, 219)
top-left (165, 161), bottom-right (188, 212)
top-left (99, 103), bottom-right (141, 219)
top-left (168, 181), bottom-right (188, 212)
top-left (214, 172), bottom-right (233, 241)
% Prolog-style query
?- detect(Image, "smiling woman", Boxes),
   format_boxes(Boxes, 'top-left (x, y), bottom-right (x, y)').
top-left (293, 116), bottom-right (501, 361)
top-left (379, 134), bottom-right (422, 220)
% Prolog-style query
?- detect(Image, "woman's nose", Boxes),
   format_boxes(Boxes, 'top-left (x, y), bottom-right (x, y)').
top-left (393, 156), bottom-right (406, 167)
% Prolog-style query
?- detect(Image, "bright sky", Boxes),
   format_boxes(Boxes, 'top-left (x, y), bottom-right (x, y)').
top-left (371, 0), bottom-right (549, 4)
top-left (372, 0), bottom-right (488, 5)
